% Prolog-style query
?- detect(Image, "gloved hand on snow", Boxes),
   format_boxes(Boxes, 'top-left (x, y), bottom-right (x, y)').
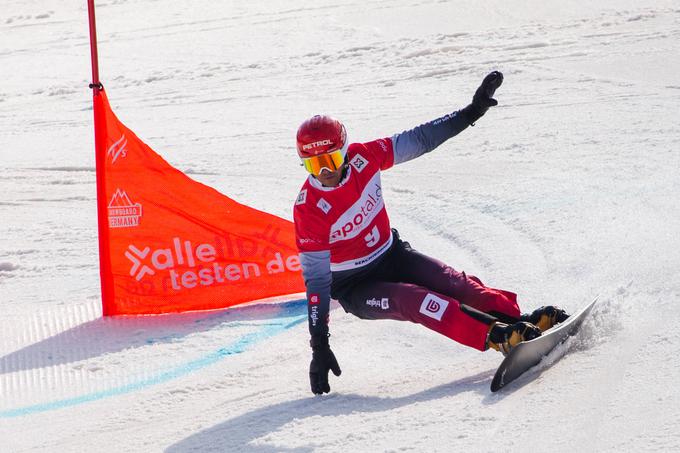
top-left (309, 334), bottom-right (341, 395)
top-left (464, 71), bottom-right (504, 124)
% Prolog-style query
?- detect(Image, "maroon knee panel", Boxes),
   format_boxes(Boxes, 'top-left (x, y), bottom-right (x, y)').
top-left (341, 282), bottom-right (495, 351)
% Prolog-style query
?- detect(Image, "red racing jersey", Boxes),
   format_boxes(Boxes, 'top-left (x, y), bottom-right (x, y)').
top-left (293, 138), bottom-right (395, 272)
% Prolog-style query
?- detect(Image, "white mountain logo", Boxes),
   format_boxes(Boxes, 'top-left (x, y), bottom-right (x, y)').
top-left (108, 189), bottom-right (142, 228)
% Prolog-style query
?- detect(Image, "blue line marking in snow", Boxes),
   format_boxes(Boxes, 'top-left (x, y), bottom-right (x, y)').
top-left (0, 311), bottom-right (305, 418)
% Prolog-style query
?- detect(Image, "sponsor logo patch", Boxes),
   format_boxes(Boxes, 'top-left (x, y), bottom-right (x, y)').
top-left (350, 153), bottom-right (368, 173)
top-left (317, 198), bottom-right (332, 214)
top-left (302, 139), bottom-right (332, 151)
top-left (107, 134), bottom-right (128, 164)
top-left (310, 305), bottom-right (319, 327)
top-left (309, 293), bottom-right (320, 305)
top-left (296, 189), bottom-right (307, 206)
top-left (366, 297), bottom-right (390, 310)
top-left (125, 245), bottom-right (155, 281)
top-left (419, 293), bottom-right (449, 321)
top-left (108, 189), bottom-right (142, 228)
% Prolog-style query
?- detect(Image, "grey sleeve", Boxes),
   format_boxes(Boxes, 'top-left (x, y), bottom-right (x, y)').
top-left (392, 105), bottom-right (477, 165)
top-left (300, 250), bottom-right (332, 338)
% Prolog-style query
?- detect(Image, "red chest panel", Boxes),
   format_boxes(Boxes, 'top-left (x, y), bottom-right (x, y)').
top-left (294, 138), bottom-right (395, 271)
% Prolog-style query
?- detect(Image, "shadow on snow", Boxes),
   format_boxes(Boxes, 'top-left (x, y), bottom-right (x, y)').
top-left (166, 369), bottom-right (495, 453)
top-left (0, 299), bottom-right (307, 375)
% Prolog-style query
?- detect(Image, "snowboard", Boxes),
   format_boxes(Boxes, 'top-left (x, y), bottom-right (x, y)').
top-left (490, 297), bottom-right (598, 392)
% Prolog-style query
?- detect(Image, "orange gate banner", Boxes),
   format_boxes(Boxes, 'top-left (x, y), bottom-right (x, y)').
top-left (93, 90), bottom-right (304, 315)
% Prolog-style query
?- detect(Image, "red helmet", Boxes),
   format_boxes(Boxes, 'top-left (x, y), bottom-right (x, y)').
top-left (296, 115), bottom-right (347, 158)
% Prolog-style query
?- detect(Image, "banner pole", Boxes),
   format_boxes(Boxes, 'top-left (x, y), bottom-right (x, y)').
top-left (87, 0), bottom-right (114, 314)
top-left (87, 0), bottom-right (102, 94)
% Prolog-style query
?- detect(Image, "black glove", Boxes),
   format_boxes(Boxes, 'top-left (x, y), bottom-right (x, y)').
top-left (465, 71), bottom-right (504, 124)
top-left (309, 335), bottom-right (341, 395)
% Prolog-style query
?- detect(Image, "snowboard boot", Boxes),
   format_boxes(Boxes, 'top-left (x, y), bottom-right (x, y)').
top-left (520, 306), bottom-right (569, 332)
top-left (486, 321), bottom-right (542, 355)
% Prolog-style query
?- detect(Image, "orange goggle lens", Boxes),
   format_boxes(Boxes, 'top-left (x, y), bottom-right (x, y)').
top-left (302, 149), bottom-right (345, 176)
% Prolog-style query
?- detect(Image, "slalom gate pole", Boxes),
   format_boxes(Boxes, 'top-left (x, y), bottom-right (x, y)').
top-left (87, 0), bottom-right (115, 314)
top-left (87, 0), bottom-right (102, 94)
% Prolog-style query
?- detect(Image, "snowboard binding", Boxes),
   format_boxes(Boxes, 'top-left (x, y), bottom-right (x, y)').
top-left (486, 321), bottom-right (542, 356)
top-left (520, 306), bottom-right (570, 332)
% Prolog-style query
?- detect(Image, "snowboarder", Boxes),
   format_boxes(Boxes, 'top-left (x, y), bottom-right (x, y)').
top-left (293, 71), bottom-right (569, 395)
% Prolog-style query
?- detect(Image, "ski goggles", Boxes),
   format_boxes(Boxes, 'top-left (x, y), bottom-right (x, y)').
top-left (301, 148), bottom-right (346, 176)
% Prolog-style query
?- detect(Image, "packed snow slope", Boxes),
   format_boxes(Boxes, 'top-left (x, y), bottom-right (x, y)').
top-left (1, 0), bottom-right (679, 451)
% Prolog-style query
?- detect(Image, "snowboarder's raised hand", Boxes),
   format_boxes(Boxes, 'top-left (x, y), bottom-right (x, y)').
top-left (309, 335), bottom-right (341, 395)
top-left (471, 71), bottom-right (504, 116)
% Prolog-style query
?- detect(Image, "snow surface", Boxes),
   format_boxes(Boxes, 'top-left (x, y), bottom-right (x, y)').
top-left (2, 0), bottom-right (680, 451)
